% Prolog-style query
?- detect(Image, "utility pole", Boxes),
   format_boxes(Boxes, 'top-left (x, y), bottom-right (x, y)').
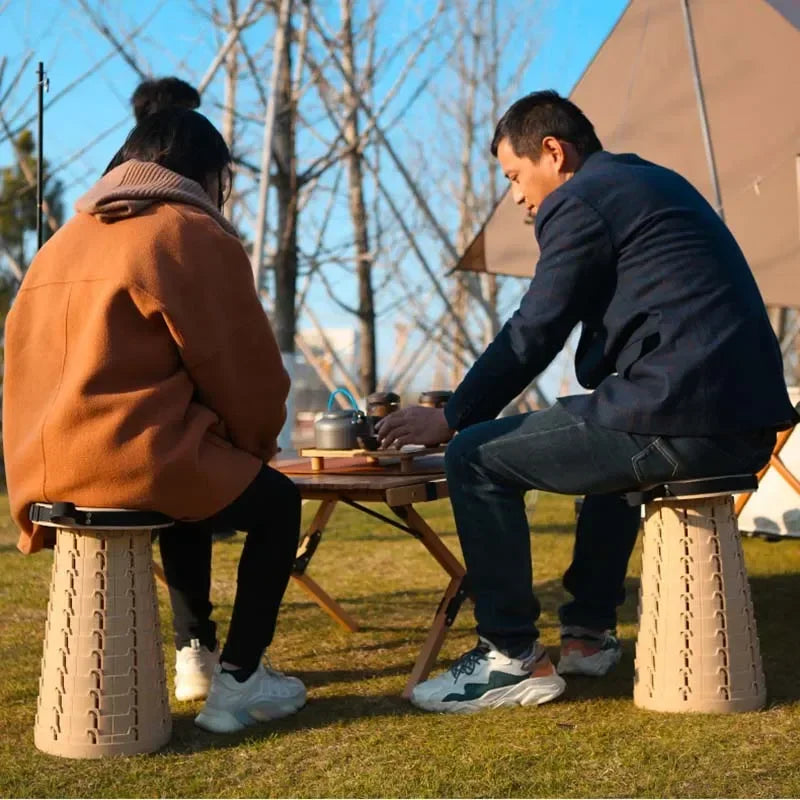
top-left (36, 61), bottom-right (48, 250)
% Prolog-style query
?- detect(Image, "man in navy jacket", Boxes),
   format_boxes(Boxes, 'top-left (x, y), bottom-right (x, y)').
top-left (377, 90), bottom-right (797, 714)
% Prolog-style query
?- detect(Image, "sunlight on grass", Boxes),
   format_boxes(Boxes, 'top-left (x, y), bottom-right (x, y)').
top-left (0, 490), bottom-right (798, 798)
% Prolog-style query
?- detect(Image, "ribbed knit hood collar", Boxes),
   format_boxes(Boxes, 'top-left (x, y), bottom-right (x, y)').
top-left (75, 160), bottom-right (237, 237)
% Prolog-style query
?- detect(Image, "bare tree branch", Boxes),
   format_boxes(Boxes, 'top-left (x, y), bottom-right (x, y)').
top-left (0, 109), bottom-right (61, 233)
top-left (0, 52), bottom-right (34, 113)
top-left (75, 0), bottom-right (147, 78)
top-left (197, 0), bottom-right (264, 94)
top-left (0, 234), bottom-right (24, 281)
top-left (1, 4), bottom-right (164, 145)
top-left (308, 14), bottom-right (485, 367)
top-left (300, 304), bottom-right (362, 401)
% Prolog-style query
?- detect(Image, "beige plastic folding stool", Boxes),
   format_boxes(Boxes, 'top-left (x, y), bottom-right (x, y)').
top-left (31, 502), bottom-right (174, 758)
top-left (628, 475), bottom-right (767, 713)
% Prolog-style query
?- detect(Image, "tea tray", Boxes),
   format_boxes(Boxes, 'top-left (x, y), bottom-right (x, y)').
top-left (299, 445), bottom-right (446, 472)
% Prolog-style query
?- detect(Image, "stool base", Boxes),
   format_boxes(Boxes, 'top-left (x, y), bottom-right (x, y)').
top-left (634, 495), bottom-right (766, 713)
top-left (34, 527), bottom-right (171, 758)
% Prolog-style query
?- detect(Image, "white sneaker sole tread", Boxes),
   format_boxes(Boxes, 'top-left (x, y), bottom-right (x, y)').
top-left (412, 673), bottom-right (566, 713)
top-left (195, 696), bottom-right (306, 733)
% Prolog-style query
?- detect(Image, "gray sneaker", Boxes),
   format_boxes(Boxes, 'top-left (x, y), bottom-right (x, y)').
top-left (195, 660), bottom-right (306, 733)
top-left (557, 625), bottom-right (622, 676)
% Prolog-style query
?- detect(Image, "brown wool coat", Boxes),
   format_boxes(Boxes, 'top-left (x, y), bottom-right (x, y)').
top-left (3, 160), bottom-right (289, 554)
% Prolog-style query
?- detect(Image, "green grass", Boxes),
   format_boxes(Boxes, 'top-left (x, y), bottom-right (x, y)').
top-left (0, 490), bottom-right (799, 798)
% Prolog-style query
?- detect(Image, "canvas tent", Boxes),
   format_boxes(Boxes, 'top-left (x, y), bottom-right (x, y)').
top-left (456, 0), bottom-right (800, 308)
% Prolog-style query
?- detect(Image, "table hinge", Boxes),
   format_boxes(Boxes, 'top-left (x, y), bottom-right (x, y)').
top-left (293, 530), bottom-right (322, 574)
top-left (443, 577), bottom-right (471, 626)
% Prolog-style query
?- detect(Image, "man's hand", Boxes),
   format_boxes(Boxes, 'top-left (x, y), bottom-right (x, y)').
top-left (375, 406), bottom-right (454, 449)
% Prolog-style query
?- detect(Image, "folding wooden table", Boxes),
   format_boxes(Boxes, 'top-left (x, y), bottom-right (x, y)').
top-left (275, 454), bottom-right (466, 698)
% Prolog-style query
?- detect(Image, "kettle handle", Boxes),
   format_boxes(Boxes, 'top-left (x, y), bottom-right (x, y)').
top-left (327, 386), bottom-right (360, 411)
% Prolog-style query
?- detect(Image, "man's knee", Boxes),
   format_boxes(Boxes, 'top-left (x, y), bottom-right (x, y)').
top-left (444, 424), bottom-right (487, 479)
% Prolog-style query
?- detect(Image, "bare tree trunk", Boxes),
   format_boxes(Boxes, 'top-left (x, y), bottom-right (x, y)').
top-left (272, 11), bottom-right (299, 447)
top-left (340, 0), bottom-right (376, 396)
top-left (273, 28), bottom-right (297, 352)
top-left (222, 0), bottom-right (239, 223)
top-left (481, 0), bottom-right (500, 347)
top-left (451, 0), bottom-right (480, 385)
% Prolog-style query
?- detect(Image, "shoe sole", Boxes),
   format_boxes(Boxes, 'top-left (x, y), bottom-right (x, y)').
top-left (557, 648), bottom-right (621, 677)
top-left (194, 698), bottom-right (306, 734)
top-left (175, 687), bottom-right (210, 702)
top-left (411, 674), bottom-right (566, 714)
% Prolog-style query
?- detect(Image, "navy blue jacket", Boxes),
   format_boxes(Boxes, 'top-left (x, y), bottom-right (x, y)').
top-left (446, 151), bottom-right (797, 436)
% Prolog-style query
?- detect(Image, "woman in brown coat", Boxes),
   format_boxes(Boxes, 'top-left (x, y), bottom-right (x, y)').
top-left (3, 108), bottom-right (305, 734)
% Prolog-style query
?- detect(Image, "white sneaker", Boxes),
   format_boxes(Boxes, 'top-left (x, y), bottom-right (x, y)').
top-left (194, 661), bottom-right (307, 733)
top-left (410, 637), bottom-right (566, 713)
top-left (175, 639), bottom-right (219, 701)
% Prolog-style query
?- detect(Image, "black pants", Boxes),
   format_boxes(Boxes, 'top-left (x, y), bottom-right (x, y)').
top-left (158, 465), bottom-right (301, 673)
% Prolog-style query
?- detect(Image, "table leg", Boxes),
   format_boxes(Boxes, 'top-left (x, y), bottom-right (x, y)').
top-left (291, 498), bottom-right (360, 632)
top-left (400, 505), bottom-right (465, 579)
top-left (402, 574), bottom-right (464, 698)
top-left (393, 503), bottom-right (467, 697)
top-left (292, 572), bottom-right (360, 633)
top-left (294, 499), bottom-right (338, 573)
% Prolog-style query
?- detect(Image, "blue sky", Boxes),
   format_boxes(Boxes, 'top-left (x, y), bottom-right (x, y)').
top-left (0, 0), bottom-right (628, 397)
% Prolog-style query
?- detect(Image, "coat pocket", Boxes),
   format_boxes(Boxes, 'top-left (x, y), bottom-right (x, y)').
top-left (631, 437), bottom-right (680, 484)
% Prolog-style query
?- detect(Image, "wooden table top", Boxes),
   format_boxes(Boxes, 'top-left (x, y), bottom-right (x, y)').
top-left (274, 456), bottom-right (448, 504)
top-left (275, 453), bottom-right (446, 476)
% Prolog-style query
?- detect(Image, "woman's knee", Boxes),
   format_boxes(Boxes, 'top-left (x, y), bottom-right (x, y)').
top-left (238, 467), bottom-right (301, 539)
top-left (265, 469), bottom-right (302, 530)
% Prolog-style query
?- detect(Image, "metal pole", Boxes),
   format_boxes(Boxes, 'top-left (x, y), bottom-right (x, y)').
top-left (681, 0), bottom-right (724, 221)
top-left (36, 61), bottom-right (45, 249)
top-left (250, 0), bottom-right (292, 289)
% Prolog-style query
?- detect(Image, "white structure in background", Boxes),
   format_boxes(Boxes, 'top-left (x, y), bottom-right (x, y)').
top-left (278, 328), bottom-right (360, 451)
top-left (738, 386), bottom-right (800, 540)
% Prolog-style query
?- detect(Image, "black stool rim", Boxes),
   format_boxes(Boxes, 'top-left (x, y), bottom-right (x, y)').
top-left (30, 502), bottom-right (174, 530)
top-left (625, 474), bottom-right (758, 506)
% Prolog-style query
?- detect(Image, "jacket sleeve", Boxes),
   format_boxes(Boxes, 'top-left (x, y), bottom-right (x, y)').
top-left (144, 209), bottom-right (289, 462)
top-left (444, 192), bottom-right (614, 431)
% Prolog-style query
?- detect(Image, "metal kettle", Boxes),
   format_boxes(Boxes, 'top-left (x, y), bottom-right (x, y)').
top-left (314, 388), bottom-right (370, 450)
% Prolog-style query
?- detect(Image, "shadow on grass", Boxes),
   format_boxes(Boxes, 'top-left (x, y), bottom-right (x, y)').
top-left (547, 572), bottom-right (800, 706)
top-left (532, 575), bottom-right (642, 629)
top-left (324, 529), bottom-right (460, 543)
top-left (530, 522), bottom-right (576, 535)
top-left (750, 573), bottom-right (799, 704)
top-left (292, 661), bottom-right (418, 687)
top-left (283, 589), bottom-right (445, 620)
top-left (309, 636), bottom-right (422, 656)
top-left (165, 693), bottom-right (418, 754)
top-left (335, 588), bottom-right (441, 606)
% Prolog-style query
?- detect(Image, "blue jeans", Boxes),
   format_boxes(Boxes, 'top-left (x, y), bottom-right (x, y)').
top-left (445, 401), bottom-right (775, 652)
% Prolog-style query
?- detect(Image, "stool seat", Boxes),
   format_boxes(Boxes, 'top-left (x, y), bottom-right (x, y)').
top-left (625, 474), bottom-right (757, 506)
top-left (30, 502), bottom-right (173, 530)
top-left (32, 502), bottom-right (173, 758)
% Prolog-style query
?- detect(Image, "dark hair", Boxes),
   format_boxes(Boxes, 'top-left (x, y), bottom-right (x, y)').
top-left (131, 77), bottom-right (201, 124)
top-left (490, 90), bottom-right (602, 161)
top-left (105, 107), bottom-right (232, 207)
